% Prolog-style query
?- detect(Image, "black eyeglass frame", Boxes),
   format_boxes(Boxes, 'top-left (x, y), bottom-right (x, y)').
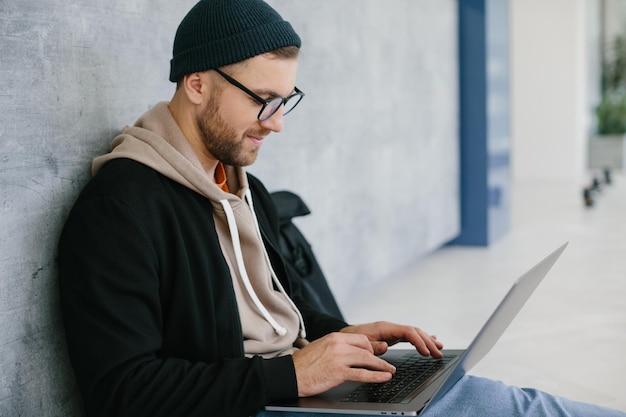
top-left (214, 68), bottom-right (304, 121)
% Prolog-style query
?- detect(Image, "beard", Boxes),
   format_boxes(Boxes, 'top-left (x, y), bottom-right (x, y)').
top-left (197, 95), bottom-right (269, 167)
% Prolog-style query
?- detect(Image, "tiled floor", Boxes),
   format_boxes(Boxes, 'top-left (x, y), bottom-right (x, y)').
top-left (342, 172), bottom-right (626, 412)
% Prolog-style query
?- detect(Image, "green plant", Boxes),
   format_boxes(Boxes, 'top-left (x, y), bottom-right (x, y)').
top-left (596, 94), bottom-right (626, 134)
top-left (597, 35), bottom-right (626, 135)
top-left (602, 36), bottom-right (626, 94)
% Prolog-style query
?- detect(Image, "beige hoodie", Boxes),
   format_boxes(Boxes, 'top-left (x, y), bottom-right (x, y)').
top-left (93, 102), bottom-right (306, 358)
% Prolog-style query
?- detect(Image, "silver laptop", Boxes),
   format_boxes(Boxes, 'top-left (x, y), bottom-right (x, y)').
top-left (266, 242), bottom-right (568, 415)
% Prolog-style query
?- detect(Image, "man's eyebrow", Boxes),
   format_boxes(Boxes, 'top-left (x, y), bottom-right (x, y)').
top-left (254, 88), bottom-right (279, 97)
top-left (254, 87), bottom-right (295, 98)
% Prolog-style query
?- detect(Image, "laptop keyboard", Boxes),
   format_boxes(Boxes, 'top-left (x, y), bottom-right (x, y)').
top-left (341, 354), bottom-right (454, 404)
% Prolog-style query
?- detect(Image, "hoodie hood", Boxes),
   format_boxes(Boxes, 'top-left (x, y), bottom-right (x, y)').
top-left (93, 102), bottom-right (244, 202)
top-left (94, 102), bottom-right (306, 357)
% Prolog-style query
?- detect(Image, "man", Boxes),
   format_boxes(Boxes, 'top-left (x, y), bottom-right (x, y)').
top-left (58, 1), bottom-right (625, 416)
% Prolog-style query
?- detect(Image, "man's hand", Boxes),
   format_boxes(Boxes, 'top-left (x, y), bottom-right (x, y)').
top-left (340, 321), bottom-right (444, 359)
top-left (292, 332), bottom-right (396, 397)
top-left (291, 322), bottom-right (443, 398)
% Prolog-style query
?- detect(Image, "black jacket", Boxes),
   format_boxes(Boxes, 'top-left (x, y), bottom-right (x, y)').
top-left (58, 159), bottom-right (347, 417)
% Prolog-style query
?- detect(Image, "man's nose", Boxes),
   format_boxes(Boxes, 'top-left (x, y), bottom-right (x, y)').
top-left (259, 107), bottom-right (285, 132)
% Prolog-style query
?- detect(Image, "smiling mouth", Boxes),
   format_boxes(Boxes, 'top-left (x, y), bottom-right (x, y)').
top-left (245, 127), bottom-right (271, 146)
top-left (247, 135), bottom-right (264, 146)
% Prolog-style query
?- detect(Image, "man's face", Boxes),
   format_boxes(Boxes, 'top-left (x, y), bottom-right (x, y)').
top-left (196, 54), bottom-right (299, 167)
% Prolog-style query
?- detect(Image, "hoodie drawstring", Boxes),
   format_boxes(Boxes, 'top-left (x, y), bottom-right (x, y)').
top-left (220, 193), bottom-right (306, 339)
top-left (244, 189), bottom-right (306, 339)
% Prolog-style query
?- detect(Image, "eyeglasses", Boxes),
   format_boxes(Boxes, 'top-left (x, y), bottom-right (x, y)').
top-left (214, 68), bottom-right (305, 121)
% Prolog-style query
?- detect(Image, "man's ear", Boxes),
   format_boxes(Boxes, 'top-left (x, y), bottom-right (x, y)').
top-left (181, 72), bottom-right (205, 105)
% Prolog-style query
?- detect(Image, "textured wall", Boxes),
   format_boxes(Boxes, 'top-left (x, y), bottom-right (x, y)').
top-left (257, 0), bottom-right (459, 301)
top-left (0, 1), bottom-right (458, 415)
top-left (0, 1), bottom-right (197, 414)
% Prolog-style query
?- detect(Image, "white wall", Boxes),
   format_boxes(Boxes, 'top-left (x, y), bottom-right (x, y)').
top-left (511, 0), bottom-right (590, 181)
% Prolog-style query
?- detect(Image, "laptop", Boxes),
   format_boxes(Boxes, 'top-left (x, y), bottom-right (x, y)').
top-left (266, 242), bottom-right (569, 415)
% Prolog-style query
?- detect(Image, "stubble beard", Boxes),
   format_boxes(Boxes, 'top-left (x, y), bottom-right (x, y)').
top-left (197, 95), bottom-right (266, 167)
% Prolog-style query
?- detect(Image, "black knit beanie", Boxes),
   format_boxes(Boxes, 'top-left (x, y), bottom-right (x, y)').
top-left (169, 0), bottom-right (301, 82)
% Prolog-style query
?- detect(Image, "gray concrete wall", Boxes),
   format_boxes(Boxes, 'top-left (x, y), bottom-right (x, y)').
top-left (0, 1), bottom-right (458, 415)
top-left (258, 0), bottom-right (459, 301)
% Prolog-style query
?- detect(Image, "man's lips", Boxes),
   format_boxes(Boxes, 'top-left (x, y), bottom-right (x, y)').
top-left (247, 134), bottom-right (265, 146)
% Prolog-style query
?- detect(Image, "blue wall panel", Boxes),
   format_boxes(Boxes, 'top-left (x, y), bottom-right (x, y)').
top-left (452, 0), bottom-right (511, 246)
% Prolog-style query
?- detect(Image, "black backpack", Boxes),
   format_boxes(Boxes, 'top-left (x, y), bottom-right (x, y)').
top-left (270, 191), bottom-right (344, 320)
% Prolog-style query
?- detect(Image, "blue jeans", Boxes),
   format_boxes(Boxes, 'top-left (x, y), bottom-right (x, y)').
top-left (257, 376), bottom-right (626, 417)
